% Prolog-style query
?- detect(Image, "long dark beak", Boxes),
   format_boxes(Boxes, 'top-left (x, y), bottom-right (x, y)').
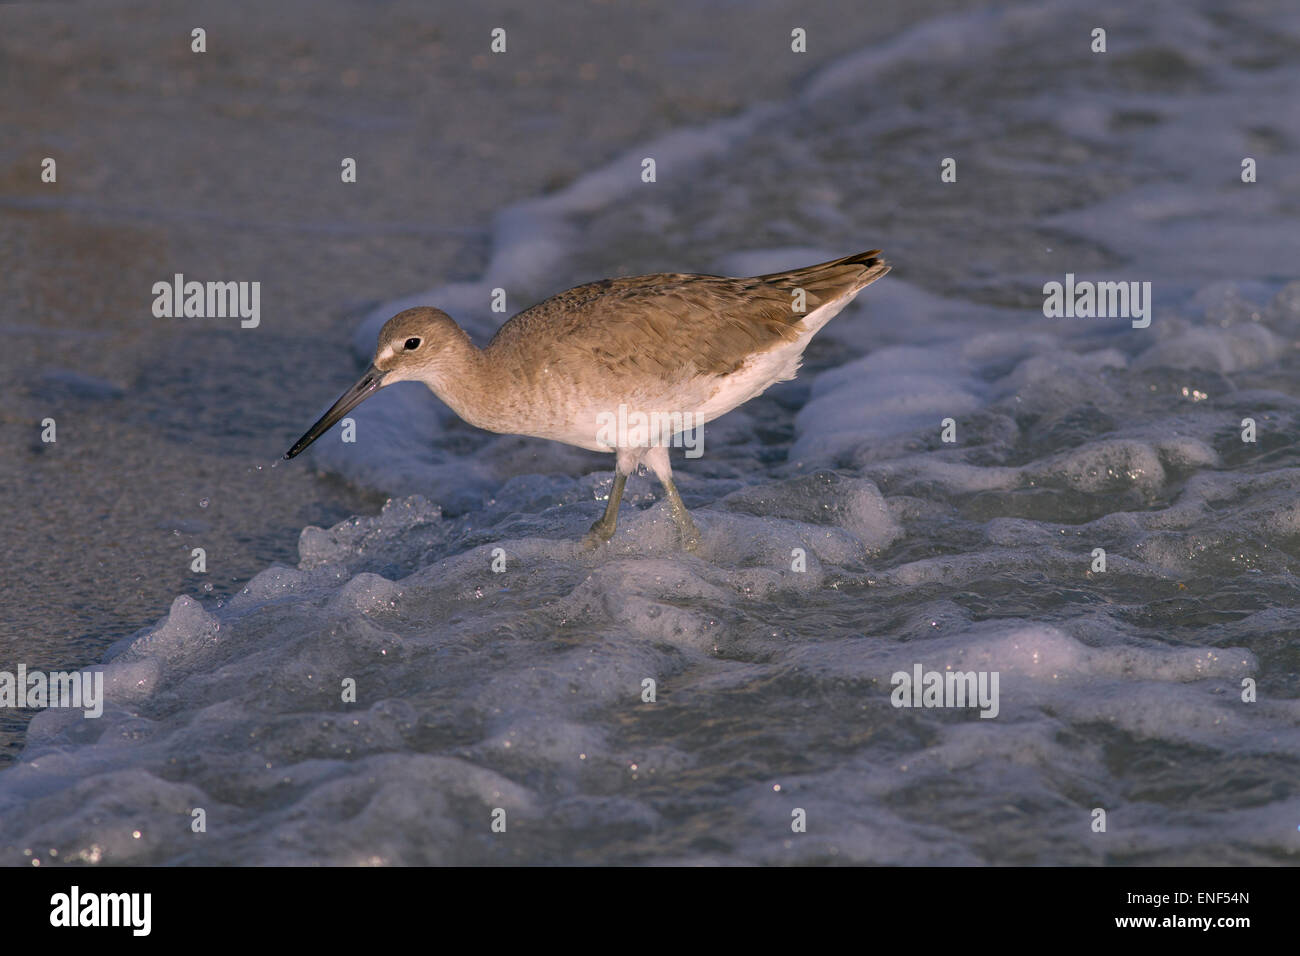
top-left (284, 365), bottom-right (384, 459)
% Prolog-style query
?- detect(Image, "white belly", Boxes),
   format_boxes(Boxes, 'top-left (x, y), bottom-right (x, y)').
top-left (519, 291), bottom-right (857, 453)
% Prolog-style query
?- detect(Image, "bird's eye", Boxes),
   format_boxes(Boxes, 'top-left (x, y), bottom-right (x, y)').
top-left (403, 337), bottom-right (421, 350)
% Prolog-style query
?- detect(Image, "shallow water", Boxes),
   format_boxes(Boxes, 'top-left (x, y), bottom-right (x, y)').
top-left (0, 0), bottom-right (932, 763)
top-left (2, 0), bottom-right (1298, 865)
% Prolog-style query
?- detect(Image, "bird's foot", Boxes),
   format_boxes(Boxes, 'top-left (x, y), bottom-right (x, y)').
top-left (675, 516), bottom-right (702, 553)
top-left (581, 519), bottom-right (616, 552)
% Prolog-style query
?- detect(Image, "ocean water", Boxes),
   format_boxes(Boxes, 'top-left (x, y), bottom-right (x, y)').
top-left (3, 0), bottom-right (1297, 865)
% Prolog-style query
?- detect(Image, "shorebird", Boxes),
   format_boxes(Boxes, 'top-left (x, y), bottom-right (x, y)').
top-left (285, 250), bottom-right (889, 549)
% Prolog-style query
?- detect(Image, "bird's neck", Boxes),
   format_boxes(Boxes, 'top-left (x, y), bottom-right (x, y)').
top-left (423, 334), bottom-right (501, 432)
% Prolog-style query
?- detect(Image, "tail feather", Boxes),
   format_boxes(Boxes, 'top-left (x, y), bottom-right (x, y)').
top-left (757, 249), bottom-right (889, 302)
top-left (759, 248), bottom-right (889, 297)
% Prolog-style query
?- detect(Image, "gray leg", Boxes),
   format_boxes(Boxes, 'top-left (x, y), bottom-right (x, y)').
top-left (582, 470), bottom-right (627, 549)
top-left (642, 445), bottom-right (700, 551)
top-left (659, 474), bottom-right (701, 552)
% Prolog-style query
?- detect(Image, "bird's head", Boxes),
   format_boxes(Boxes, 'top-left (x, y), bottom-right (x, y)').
top-left (283, 306), bottom-right (466, 459)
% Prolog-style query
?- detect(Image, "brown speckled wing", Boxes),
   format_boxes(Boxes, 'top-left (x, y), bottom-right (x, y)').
top-left (489, 250), bottom-right (887, 379)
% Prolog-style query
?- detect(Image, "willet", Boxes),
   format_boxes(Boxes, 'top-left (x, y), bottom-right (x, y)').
top-left (285, 250), bottom-right (889, 549)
